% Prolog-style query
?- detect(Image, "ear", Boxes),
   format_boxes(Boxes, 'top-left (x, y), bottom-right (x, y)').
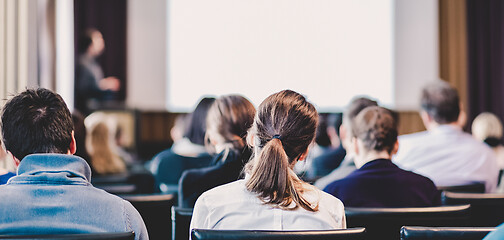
top-left (420, 111), bottom-right (432, 129)
top-left (7, 151), bottom-right (20, 167)
top-left (297, 148), bottom-right (310, 162)
top-left (391, 140), bottom-right (399, 155)
top-left (457, 105), bottom-right (467, 128)
top-left (69, 131), bottom-right (77, 155)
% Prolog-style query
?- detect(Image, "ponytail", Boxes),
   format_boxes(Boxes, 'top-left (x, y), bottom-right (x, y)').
top-left (246, 138), bottom-right (318, 212)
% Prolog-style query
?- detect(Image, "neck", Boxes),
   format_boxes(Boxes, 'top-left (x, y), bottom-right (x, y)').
top-left (355, 150), bottom-right (391, 168)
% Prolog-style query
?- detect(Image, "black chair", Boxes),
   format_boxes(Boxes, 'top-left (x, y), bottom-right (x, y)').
top-left (171, 207), bottom-right (193, 240)
top-left (345, 204), bottom-right (471, 240)
top-left (443, 191), bottom-right (504, 226)
top-left (191, 228), bottom-right (366, 240)
top-left (437, 183), bottom-right (486, 193)
top-left (400, 226), bottom-right (495, 240)
top-left (0, 232), bottom-right (134, 240)
top-left (122, 194), bottom-right (176, 240)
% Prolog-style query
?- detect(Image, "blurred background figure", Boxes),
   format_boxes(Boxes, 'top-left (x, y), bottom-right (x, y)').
top-left (472, 112), bottom-right (504, 170)
top-left (178, 95), bottom-right (255, 208)
top-left (309, 113), bottom-right (346, 179)
top-left (85, 112), bottom-right (126, 175)
top-left (75, 28), bottom-right (121, 115)
top-left (0, 139), bottom-right (15, 185)
top-left (148, 97), bottom-right (216, 193)
top-left (72, 111), bottom-right (91, 166)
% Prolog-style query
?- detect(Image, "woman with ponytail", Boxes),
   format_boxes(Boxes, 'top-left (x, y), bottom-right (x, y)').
top-left (178, 95), bottom-right (255, 208)
top-left (190, 90), bottom-right (345, 232)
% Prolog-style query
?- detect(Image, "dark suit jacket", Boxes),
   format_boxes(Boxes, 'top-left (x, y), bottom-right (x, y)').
top-left (178, 148), bottom-right (251, 208)
top-left (324, 159), bottom-right (441, 207)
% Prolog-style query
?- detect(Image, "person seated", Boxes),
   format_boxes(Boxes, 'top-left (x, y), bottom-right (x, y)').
top-left (0, 140), bottom-right (15, 184)
top-left (324, 106), bottom-right (441, 207)
top-left (314, 97), bottom-right (378, 190)
top-left (190, 90), bottom-right (345, 232)
top-left (393, 80), bottom-right (499, 192)
top-left (85, 112), bottom-right (127, 175)
top-left (472, 112), bottom-right (504, 170)
top-left (309, 113), bottom-right (346, 178)
top-left (178, 95), bottom-right (255, 208)
top-left (148, 98), bottom-right (215, 193)
top-left (0, 88), bottom-right (147, 238)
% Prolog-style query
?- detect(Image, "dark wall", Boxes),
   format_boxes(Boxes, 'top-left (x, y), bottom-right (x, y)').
top-left (74, 0), bottom-right (127, 100)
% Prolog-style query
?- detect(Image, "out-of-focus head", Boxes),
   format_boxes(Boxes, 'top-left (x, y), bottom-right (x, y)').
top-left (340, 97), bottom-right (378, 151)
top-left (1, 88), bottom-right (74, 161)
top-left (78, 28), bottom-right (105, 56)
top-left (421, 80), bottom-right (460, 125)
top-left (184, 97), bottom-right (216, 146)
top-left (472, 112), bottom-right (503, 145)
top-left (205, 95), bottom-right (255, 153)
top-left (245, 90), bottom-right (319, 212)
top-left (352, 106), bottom-right (398, 155)
top-left (315, 113), bottom-right (331, 147)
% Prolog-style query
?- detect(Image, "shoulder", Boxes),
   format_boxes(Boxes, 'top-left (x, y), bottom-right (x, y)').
top-left (398, 130), bottom-right (430, 143)
top-left (198, 180), bottom-right (246, 202)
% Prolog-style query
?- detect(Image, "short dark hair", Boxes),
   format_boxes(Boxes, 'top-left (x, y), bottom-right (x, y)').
top-left (1, 88), bottom-right (74, 160)
top-left (78, 28), bottom-right (99, 54)
top-left (183, 97), bottom-right (216, 145)
top-left (421, 80), bottom-right (460, 124)
top-left (352, 106), bottom-right (398, 154)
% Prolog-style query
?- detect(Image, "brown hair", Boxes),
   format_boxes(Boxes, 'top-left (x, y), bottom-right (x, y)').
top-left (245, 90), bottom-right (319, 212)
top-left (351, 106), bottom-right (398, 154)
top-left (205, 95), bottom-right (256, 153)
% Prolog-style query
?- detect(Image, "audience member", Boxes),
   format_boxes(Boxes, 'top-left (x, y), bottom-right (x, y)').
top-left (393, 80), bottom-right (499, 192)
top-left (85, 112), bottom-right (127, 175)
top-left (314, 97), bottom-right (378, 189)
top-left (324, 106), bottom-right (441, 207)
top-left (190, 90), bottom-right (345, 232)
top-left (0, 88), bottom-right (147, 238)
top-left (0, 140), bottom-right (15, 184)
top-left (472, 112), bottom-right (504, 170)
top-left (178, 95), bottom-right (255, 208)
top-left (149, 97), bottom-right (216, 193)
top-left (309, 113), bottom-right (346, 178)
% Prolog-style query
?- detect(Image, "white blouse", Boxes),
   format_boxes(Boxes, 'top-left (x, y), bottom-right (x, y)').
top-left (190, 179), bottom-right (346, 234)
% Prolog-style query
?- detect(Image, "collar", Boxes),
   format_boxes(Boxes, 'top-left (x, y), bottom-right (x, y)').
top-left (430, 124), bottom-right (463, 135)
top-left (13, 154), bottom-right (92, 183)
top-left (359, 158), bottom-right (395, 170)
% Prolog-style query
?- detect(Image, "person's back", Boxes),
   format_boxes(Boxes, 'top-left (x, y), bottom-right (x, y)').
top-left (324, 106), bottom-right (440, 207)
top-left (178, 95), bottom-right (255, 208)
top-left (190, 90), bottom-right (345, 233)
top-left (393, 80), bottom-right (498, 192)
top-left (0, 88), bottom-right (147, 239)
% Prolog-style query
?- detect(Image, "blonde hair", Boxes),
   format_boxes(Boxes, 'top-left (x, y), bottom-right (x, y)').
top-left (85, 113), bottom-right (126, 175)
top-left (245, 90), bottom-right (319, 212)
top-left (472, 112), bottom-right (503, 142)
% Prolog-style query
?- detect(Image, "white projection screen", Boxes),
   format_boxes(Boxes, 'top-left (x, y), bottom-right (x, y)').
top-left (167, 0), bottom-right (394, 111)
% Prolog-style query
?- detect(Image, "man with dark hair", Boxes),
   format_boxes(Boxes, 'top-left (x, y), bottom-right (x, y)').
top-left (324, 106), bottom-right (441, 207)
top-left (0, 88), bottom-right (147, 238)
top-left (314, 97), bottom-right (378, 189)
top-left (75, 28), bottom-right (120, 114)
top-left (393, 80), bottom-right (499, 192)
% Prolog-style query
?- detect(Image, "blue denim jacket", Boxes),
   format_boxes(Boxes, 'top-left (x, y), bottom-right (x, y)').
top-left (0, 154), bottom-right (148, 240)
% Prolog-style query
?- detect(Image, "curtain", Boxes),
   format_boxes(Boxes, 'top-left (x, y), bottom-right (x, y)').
top-left (466, 0), bottom-right (504, 125)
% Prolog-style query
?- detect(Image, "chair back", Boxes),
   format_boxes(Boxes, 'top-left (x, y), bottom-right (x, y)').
top-left (191, 228), bottom-right (366, 240)
top-left (437, 183), bottom-right (486, 193)
top-left (171, 207), bottom-right (193, 240)
top-left (122, 194), bottom-right (176, 240)
top-left (443, 191), bottom-right (504, 226)
top-left (0, 232), bottom-right (134, 240)
top-left (345, 204), bottom-right (470, 240)
top-left (400, 226), bottom-right (495, 240)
